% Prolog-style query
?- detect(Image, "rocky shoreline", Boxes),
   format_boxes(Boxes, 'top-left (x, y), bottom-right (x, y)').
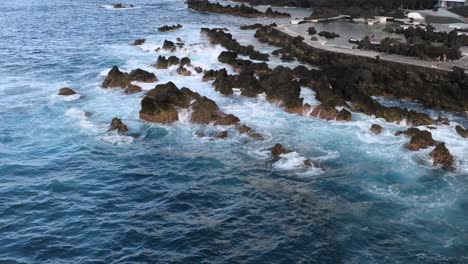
top-left (187, 0), bottom-right (290, 18)
top-left (65, 6), bottom-right (467, 171)
top-left (255, 26), bottom-right (468, 113)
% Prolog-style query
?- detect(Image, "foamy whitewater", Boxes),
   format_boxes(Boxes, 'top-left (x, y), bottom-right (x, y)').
top-left (0, 0), bottom-right (467, 263)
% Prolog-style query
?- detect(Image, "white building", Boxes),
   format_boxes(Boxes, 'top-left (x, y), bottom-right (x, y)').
top-left (439, 0), bottom-right (467, 8)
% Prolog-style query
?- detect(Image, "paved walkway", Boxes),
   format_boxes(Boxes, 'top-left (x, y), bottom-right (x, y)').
top-left (278, 25), bottom-right (468, 72)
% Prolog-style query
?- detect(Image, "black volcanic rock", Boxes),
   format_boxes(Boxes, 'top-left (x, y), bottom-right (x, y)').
top-left (202, 28), bottom-right (269, 61)
top-left (109, 118), bottom-right (128, 133)
top-left (132, 39), bottom-right (145, 46)
top-left (158, 24), bottom-right (183, 32)
top-left (188, 0), bottom-right (290, 18)
top-left (455, 125), bottom-right (468, 138)
top-left (430, 143), bottom-right (455, 170)
top-left (58, 87), bottom-right (77, 96)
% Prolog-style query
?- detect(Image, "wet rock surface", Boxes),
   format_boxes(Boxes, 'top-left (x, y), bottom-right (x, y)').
top-left (396, 128), bottom-right (436, 151)
top-left (58, 87), bottom-right (77, 96)
top-left (158, 24), bottom-right (183, 32)
top-left (202, 28), bottom-right (269, 61)
top-left (102, 66), bottom-right (157, 89)
top-left (154, 55), bottom-right (180, 69)
top-left (370, 124), bottom-right (383, 134)
top-left (254, 26), bottom-right (468, 113)
top-left (455, 125), bottom-right (468, 138)
top-left (109, 118), bottom-right (128, 134)
top-left (132, 39), bottom-right (145, 46)
top-left (140, 82), bottom-right (240, 126)
top-left (430, 143), bottom-right (455, 170)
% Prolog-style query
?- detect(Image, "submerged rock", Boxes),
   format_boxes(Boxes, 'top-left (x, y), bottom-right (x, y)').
top-left (370, 124), bottom-right (383, 134)
top-left (58, 87), bottom-right (77, 96)
top-left (215, 131), bottom-right (228, 139)
top-left (430, 143), bottom-right (455, 170)
top-left (109, 118), bottom-right (128, 134)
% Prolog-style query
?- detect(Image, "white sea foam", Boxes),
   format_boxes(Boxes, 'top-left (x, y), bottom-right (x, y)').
top-left (273, 152), bottom-right (322, 175)
top-left (100, 131), bottom-right (135, 145)
top-left (65, 108), bottom-right (99, 134)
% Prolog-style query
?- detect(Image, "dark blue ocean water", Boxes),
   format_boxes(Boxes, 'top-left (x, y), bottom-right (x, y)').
top-left (0, 1), bottom-right (468, 263)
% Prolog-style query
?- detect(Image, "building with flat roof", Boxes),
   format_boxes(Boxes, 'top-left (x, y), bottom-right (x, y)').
top-left (439, 0), bottom-right (467, 8)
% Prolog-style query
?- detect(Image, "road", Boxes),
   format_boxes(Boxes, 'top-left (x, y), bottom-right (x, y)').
top-left (278, 24), bottom-right (468, 72)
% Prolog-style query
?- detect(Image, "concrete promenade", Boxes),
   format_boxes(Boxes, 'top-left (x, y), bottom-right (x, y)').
top-left (278, 24), bottom-right (468, 72)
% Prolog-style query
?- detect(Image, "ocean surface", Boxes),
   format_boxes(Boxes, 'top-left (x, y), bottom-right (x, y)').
top-left (0, 0), bottom-right (467, 263)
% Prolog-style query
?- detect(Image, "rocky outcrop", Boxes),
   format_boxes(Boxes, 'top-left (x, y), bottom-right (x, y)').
top-left (162, 40), bottom-right (177, 52)
top-left (102, 66), bottom-right (130, 88)
top-left (455, 125), bottom-right (468, 138)
top-left (113, 4), bottom-right (135, 9)
top-left (188, 0), bottom-right (290, 18)
top-left (140, 82), bottom-right (197, 123)
top-left (102, 66), bottom-right (157, 89)
top-left (271, 143), bottom-right (291, 158)
top-left (370, 124), bottom-right (383, 134)
top-left (190, 96), bottom-right (239, 125)
top-left (109, 118), bottom-right (128, 134)
top-left (124, 84), bottom-right (143, 94)
top-left (158, 24), bottom-right (183, 32)
top-left (238, 124), bottom-right (264, 139)
top-left (215, 131), bottom-right (228, 139)
top-left (336, 109), bottom-right (352, 122)
top-left (240, 23), bottom-right (277, 30)
top-left (58, 87), bottom-right (77, 96)
top-left (132, 39), bottom-right (145, 46)
top-left (128, 69), bottom-right (158, 83)
top-left (310, 105), bottom-right (338, 120)
top-left (202, 28), bottom-right (269, 61)
top-left (140, 82), bottom-right (240, 126)
top-left (430, 143), bottom-right (455, 170)
top-left (180, 57), bottom-right (191, 67)
top-left (176, 66), bottom-right (192, 76)
top-left (153, 55), bottom-right (180, 69)
top-left (396, 128), bottom-right (436, 151)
